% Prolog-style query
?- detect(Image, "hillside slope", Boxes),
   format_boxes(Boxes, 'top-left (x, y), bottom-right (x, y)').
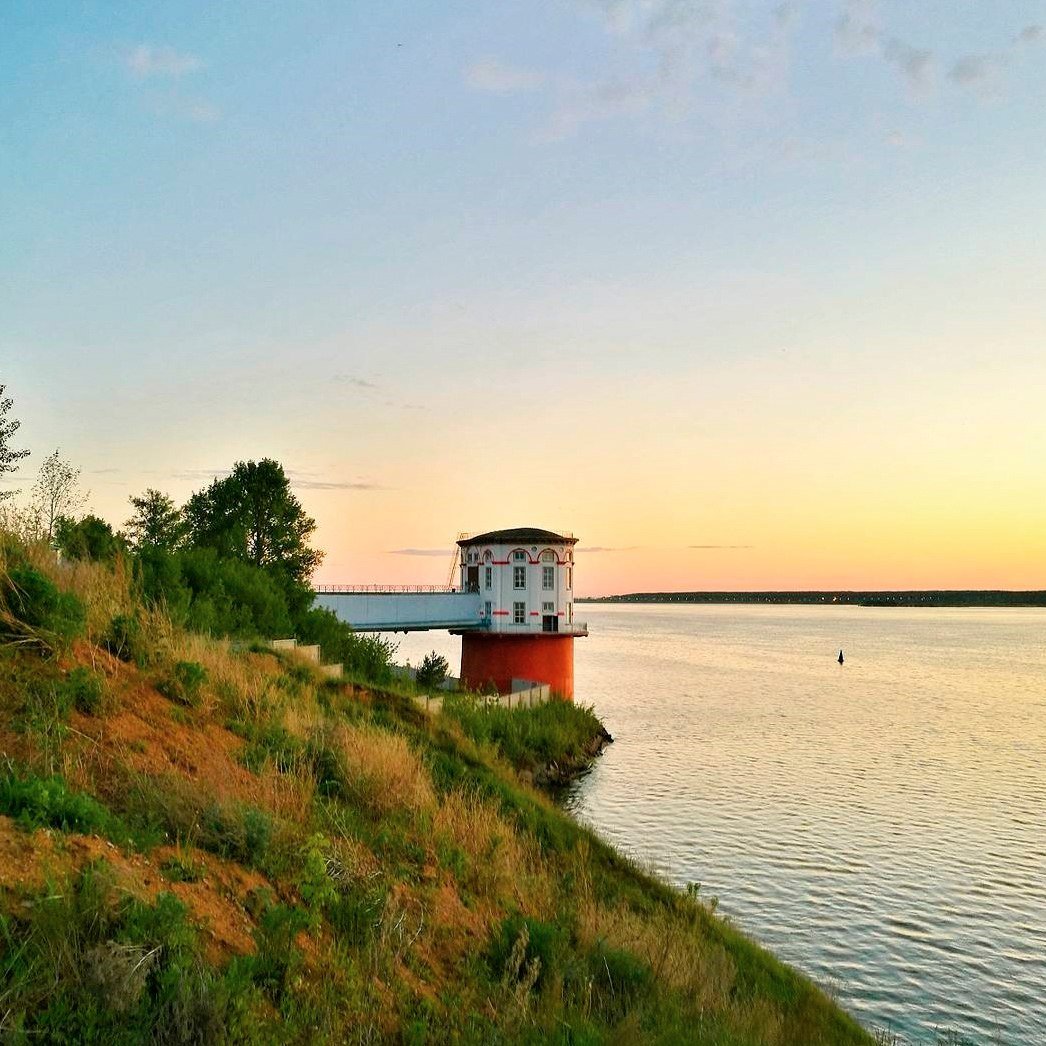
top-left (0, 539), bottom-right (872, 1044)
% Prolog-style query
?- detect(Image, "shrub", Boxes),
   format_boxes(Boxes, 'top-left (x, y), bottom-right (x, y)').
top-left (156, 660), bottom-right (207, 707)
top-left (245, 903), bottom-right (309, 1000)
top-left (102, 612), bottom-right (148, 666)
top-left (588, 941), bottom-right (654, 1023)
top-left (1, 565), bottom-right (85, 653)
top-left (0, 863), bottom-right (229, 1041)
top-left (65, 665), bottom-right (106, 715)
top-left (488, 914), bottom-right (567, 991)
top-left (54, 515), bottom-right (122, 563)
top-left (0, 768), bottom-right (129, 841)
top-left (416, 651), bottom-right (449, 691)
top-left (443, 694), bottom-right (606, 771)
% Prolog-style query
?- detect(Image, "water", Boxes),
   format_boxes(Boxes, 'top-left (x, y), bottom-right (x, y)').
top-left (386, 605), bottom-right (1046, 1043)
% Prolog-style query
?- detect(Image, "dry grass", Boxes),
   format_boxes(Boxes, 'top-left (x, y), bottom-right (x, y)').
top-left (329, 722), bottom-right (436, 818)
top-left (433, 788), bottom-right (550, 910)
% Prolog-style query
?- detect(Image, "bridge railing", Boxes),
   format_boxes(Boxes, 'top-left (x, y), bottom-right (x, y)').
top-left (314, 584), bottom-right (462, 594)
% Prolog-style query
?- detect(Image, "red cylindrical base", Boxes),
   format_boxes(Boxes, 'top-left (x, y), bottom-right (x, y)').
top-left (460, 633), bottom-right (575, 699)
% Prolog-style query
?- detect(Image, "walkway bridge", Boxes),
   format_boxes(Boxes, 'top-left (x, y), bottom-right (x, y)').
top-left (313, 585), bottom-right (486, 633)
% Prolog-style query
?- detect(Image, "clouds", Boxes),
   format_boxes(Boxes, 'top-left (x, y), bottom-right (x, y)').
top-left (835, 2), bottom-right (1042, 101)
top-left (834, 1), bottom-right (936, 96)
top-left (689, 544), bottom-right (754, 550)
top-left (576, 546), bottom-right (638, 553)
top-left (468, 2), bottom-right (1046, 141)
top-left (120, 43), bottom-right (219, 123)
top-left (332, 375), bottom-right (380, 390)
top-left (170, 468), bottom-right (382, 491)
top-left (465, 58), bottom-right (546, 93)
top-left (387, 548), bottom-right (453, 557)
top-left (125, 45), bottom-right (201, 79)
top-left (466, 0), bottom-right (803, 141)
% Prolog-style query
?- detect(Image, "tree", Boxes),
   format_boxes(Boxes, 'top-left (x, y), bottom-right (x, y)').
top-left (54, 514), bottom-right (122, 563)
top-left (32, 449), bottom-right (86, 541)
top-left (125, 489), bottom-right (186, 550)
top-left (0, 384), bottom-right (30, 501)
top-left (416, 651), bottom-right (450, 690)
top-left (183, 459), bottom-right (323, 588)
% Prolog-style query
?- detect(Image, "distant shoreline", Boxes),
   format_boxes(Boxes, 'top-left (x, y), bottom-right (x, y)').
top-left (577, 591), bottom-right (1046, 608)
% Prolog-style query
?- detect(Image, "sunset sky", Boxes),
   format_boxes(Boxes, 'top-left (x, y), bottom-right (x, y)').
top-left (3, 2), bottom-right (1045, 594)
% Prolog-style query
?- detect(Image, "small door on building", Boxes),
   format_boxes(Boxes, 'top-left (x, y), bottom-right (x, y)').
top-left (466, 566), bottom-right (479, 592)
top-left (542, 614), bottom-right (558, 633)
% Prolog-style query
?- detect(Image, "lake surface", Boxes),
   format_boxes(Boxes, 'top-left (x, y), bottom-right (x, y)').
top-left (387, 605), bottom-right (1046, 1043)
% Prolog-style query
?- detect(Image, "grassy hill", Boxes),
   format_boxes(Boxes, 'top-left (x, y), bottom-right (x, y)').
top-left (0, 535), bottom-right (872, 1044)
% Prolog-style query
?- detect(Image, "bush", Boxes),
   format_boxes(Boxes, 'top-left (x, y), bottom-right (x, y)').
top-left (416, 651), bottom-right (449, 691)
top-left (488, 914), bottom-right (567, 991)
top-left (1, 565), bottom-right (86, 653)
top-left (65, 665), bottom-right (106, 715)
top-left (0, 768), bottom-right (130, 841)
top-left (588, 942), bottom-right (654, 1023)
top-left (443, 694), bottom-right (606, 771)
top-left (102, 613), bottom-right (148, 666)
top-left (0, 863), bottom-right (230, 1041)
top-left (156, 660), bottom-right (207, 707)
top-left (54, 515), bottom-right (123, 563)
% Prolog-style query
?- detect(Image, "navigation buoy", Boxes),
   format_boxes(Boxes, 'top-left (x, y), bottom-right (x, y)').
top-left (838, 649), bottom-right (844, 665)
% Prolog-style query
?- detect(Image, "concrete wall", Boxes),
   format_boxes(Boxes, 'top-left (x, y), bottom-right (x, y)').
top-left (313, 591), bottom-right (482, 632)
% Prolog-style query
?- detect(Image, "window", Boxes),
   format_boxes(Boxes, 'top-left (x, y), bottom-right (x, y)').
top-left (513, 565), bottom-right (526, 589)
top-left (540, 551), bottom-right (555, 562)
top-left (568, 603), bottom-right (573, 624)
top-left (542, 601), bottom-right (554, 613)
top-left (542, 565), bottom-right (554, 590)
top-left (512, 550), bottom-right (527, 562)
top-left (484, 566), bottom-right (492, 590)
top-left (484, 600), bottom-right (492, 617)
top-left (567, 567), bottom-right (572, 590)
top-left (513, 601), bottom-right (526, 624)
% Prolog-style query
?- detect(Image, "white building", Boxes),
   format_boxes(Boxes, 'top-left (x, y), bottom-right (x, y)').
top-left (457, 527), bottom-right (584, 635)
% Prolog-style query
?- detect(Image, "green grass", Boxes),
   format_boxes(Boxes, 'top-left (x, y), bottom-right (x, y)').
top-left (441, 693), bottom-right (607, 773)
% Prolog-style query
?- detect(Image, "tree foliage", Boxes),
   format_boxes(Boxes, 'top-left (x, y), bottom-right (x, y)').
top-left (32, 449), bottom-right (85, 541)
top-left (54, 514), bottom-right (122, 563)
top-left (0, 384), bottom-right (30, 501)
top-left (125, 489), bottom-right (185, 551)
top-left (184, 460), bottom-right (322, 589)
top-left (416, 651), bottom-right (450, 690)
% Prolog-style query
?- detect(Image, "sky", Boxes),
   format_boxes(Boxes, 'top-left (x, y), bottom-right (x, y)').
top-left (2, 1), bottom-right (1045, 595)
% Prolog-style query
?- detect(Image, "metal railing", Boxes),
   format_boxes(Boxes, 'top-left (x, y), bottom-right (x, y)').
top-left (314, 584), bottom-right (461, 594)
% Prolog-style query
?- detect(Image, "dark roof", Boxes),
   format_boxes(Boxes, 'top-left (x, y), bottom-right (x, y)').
top-left (458, 527), bottom-right (577, 547)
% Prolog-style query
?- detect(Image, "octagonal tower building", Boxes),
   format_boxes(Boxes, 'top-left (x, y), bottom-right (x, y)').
top-left (453, 528), bottom-right (587, 699)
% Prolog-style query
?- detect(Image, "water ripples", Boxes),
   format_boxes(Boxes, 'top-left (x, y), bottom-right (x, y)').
top-left (565, 604), bottom-right (1046, 1045)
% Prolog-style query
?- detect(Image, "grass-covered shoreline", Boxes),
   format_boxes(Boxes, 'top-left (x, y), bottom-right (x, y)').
top-left (0, 534), bottom-right (872, 1044)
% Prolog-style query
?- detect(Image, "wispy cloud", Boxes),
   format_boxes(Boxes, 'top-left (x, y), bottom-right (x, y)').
top-left (466, 0), bottom-right (802, 141)
top-left (170, 468), bottom-right (381, 491)
top-left (126, 44), bottom-right (201, 79)
top-left (949, 53), bottom-right (1007, 97)
top-left (465, 58), bottom-right (546, 93)
top-left (291, 479), bottom-right (383, 491)
top-left (576, 546), bottom-right (638, 553)
top-left (332, 375), bottom-right (379, 390)
top-left (836, 2), bottom-right (1042, 101)
top-left (689, 544), bottom-right (754, 550)
top-left (386, 548), bottom-right (452, 557)
top-left (835, 2), bottom-right (936, 97)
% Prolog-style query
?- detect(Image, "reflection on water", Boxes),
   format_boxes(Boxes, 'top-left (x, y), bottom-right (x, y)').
top-left (560, 604), bottom-right (1046, 1044)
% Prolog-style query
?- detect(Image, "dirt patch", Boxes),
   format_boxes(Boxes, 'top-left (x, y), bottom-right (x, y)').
top-left (0, 816), bottom-right (269, 963)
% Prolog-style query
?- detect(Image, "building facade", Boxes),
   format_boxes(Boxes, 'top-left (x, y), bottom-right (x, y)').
top-left (454, 527), bottom-right (586, 698)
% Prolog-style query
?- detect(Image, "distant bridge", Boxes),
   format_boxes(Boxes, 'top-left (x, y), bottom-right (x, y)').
top-left (313, 585), bottom-right (486, 633)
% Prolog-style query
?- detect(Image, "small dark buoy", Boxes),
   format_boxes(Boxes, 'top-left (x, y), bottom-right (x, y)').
top-left (838, 649), bottom-right (844, 665)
